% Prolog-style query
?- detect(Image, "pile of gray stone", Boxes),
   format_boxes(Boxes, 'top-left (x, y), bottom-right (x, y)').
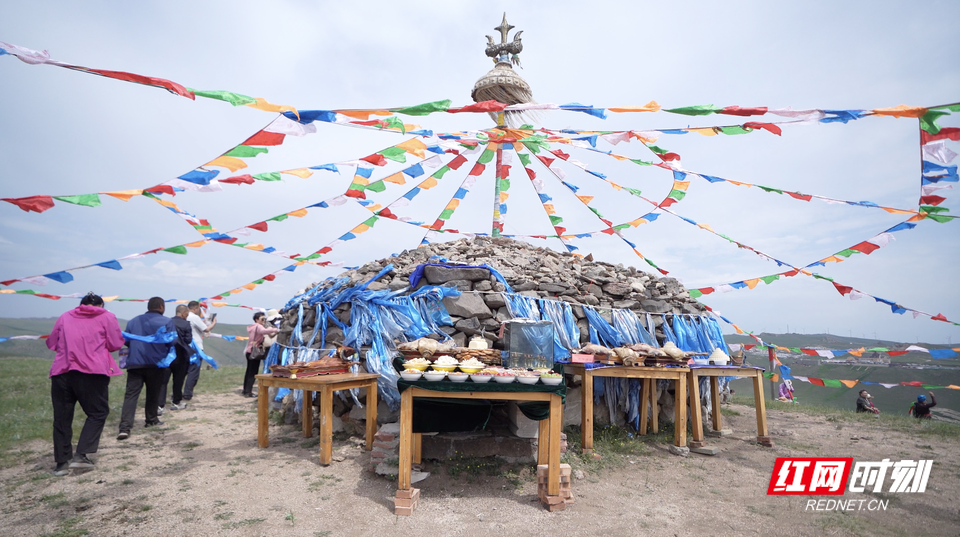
top-left (275, 236), bottom-right (706, 350)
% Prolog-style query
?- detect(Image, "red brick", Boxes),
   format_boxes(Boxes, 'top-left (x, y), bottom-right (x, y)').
top-left (375, 433), bottom-right (396, 442)
top-left (394, 505), bottom-right (415, 516)
top-left (395, 488), bottom-right (419, 499)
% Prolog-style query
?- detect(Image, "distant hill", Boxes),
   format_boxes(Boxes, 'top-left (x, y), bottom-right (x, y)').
top-left (724, 332), bottom-right (951, 350)
top-left (0, 317), bottom-right (250, 366)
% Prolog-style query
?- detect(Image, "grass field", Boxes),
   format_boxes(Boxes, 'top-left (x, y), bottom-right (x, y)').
top-left (0, 357), bottom-right (244, 466)
top-left (0, 317), bottom-right (250, 366)
top-left (729, 361), bottom-right (960, 418)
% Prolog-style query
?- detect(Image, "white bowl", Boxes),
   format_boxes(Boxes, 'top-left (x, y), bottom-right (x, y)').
top-left (470, 374), bottom-right (493, 383)
top-left (423, 371), bottom-right (446, 382)
top-left (447, 372), bottom-right (469, 383)
top-left (493, 375), bottom-right (516, 384)
top-left (540, 376), bottom-right (563, 386)
top-left (399, 371), bottom-right (422, 382)
top-left (516, 376), bottom-right (539, 385)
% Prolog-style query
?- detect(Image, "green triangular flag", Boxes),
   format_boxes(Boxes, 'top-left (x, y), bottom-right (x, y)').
top-left (225, 146), bottom-right (268, 158)
top-left (163, 245), bottom-right (188, 255)
top-left (254, 172), bottom-right (282, 182)
top-left (188, 88), bottom-right (257, 106)
top-left (395, 100), bottom-right (452, 116)
top-left (54, 194), bottom-right (101, 207)
top-left (664, 104), bottom-right (722, 116)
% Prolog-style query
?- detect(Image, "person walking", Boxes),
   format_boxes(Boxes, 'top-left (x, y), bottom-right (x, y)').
top-left (182, 301), bottom-right (215, 402)
top-left (909, 392), bottom-right (937, 419)
top-left (159, 305), bottom-right (192, 413)
top-left (46, 293), bottom-right (125, 476)
top-left (242, 311), bottom-right (279, 398)
top-left (118, 297), bottom-right (175, 440)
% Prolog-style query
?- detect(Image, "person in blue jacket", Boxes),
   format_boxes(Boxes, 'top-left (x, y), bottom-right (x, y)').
top-left (117, 297), bottom-right (175, 440)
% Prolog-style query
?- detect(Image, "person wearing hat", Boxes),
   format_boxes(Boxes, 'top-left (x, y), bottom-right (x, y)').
top-left (778, 379), bottom-right (795, 402)
top-left (242, 310), bottom-right (280, 397)
top-left (909, 392), bottom-right (937, 419)
top-left (856, 390), bottom-right (880, 415)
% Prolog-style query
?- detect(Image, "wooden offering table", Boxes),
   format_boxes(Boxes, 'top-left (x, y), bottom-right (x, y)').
top-left (395, 379), bottom-right (567, 514)
top-left (563, 363), bottom-right (690, 454)
top-left (255, 372), bottom-right (380, 465)
top-left (687, 365), bottom-right (772, 447)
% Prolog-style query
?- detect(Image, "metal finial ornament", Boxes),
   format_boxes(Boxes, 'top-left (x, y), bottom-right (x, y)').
top-left (485, 14), bottom-right (523, 62)
top-left (472, 13), bottom-right (534, 128)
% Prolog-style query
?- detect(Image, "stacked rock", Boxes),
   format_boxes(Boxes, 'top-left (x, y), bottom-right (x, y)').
top-left (275, 236), bottom-right (706, 350)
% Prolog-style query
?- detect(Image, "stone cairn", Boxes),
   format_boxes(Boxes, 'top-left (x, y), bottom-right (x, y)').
top-left (273, 236), bottom-right (712, 444)
top-left (275, 236), bottom-right (705, 351)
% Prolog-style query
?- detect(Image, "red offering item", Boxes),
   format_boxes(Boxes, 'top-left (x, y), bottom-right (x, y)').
top-left (571, 354), bottom-right (595, 364)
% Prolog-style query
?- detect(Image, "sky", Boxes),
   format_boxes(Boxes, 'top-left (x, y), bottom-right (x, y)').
top-left (0, 0), bottom-right (958, 344)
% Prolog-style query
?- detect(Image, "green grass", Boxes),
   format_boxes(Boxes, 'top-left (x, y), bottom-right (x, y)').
top-left (729, 395), bottom-right (960, 440)
top-left (0, 357), bottom-right (244, 463)
top-left (40, 516), bottom-right (89, 537)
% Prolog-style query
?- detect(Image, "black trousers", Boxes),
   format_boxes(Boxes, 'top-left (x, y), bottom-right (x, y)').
top-left (182, 361), bottom-right (201, 400)
top-left (51, 371), bottom-right (111, 464)
top-left (243, 352), bottom-right (261, 395)
top-left (119, 367), bottom-right (164, 432)
top-left (159, 351), bottom-right (189, 406)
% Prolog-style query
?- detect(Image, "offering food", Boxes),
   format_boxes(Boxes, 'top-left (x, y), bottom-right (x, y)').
top-left (422, 370), bottom-right (446, 382)
top-left (480, 367), bottom-right (502, 376)
top-left (402, 357), bottom-right (430, 371)
top-left (432, 355), bottom-right (459, 372)
top-left (470, 373), bottom-right (493, 383)
top-left (516, 375), bottom-right (539, 385)
top-left (577, 343), bottom-right (614, 356)
top-left (493, 370), bottom-right (516, 384)
top-left (397, 338), bottom-right (455, 358)
top-left (447, 372), bottom-right (469, 383)
top-left (458, 357), bottom-right (485, 373)
top-left (540, 371), bottom-right (563, 385)
top-left (399, 369), bottom-right (423, 382)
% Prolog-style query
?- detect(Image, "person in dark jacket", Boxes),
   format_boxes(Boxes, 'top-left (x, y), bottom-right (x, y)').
top-left (117, 297), bottom-right (175, 439)
top-left (46, 292), bottom-right (125, 476)
top-left (910, 392), bottom-right (937, 419)
top-left (159, 305), bottom-right (193, 413)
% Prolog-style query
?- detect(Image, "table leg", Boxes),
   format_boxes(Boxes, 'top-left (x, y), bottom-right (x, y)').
top-left (302, 390), bottom-right (314, 438)
top-left (537, 419), bottom-right (548, 466)
top-left (581, 370), bottom-right (593, 455)
top-left (365, 380), bottom-right (377, 452)
top-left (319, 386), bottom-right (333, 465)
top-left (548, 394), bottom-right (561, 497)
top-left (753, 373), bottom-right (769, 438)
top-left (257, 379), bottom-right (269, 448)
top-left (639, 378), bottom-right (649, 435)
top-left (413, 433), bottom-right (422, 464)
top-left (398, 389), bottom-right (413, 491)
top-left (710, 376), bottom-right (722, 431)
top-left (581, 370), bottom-right (594, 454)
top-left (650, 380), bottom-right (659, 434)
top-left (674, 375), bottom-right (687, 447)
top-left (688, 372), bottom-right (704, 447)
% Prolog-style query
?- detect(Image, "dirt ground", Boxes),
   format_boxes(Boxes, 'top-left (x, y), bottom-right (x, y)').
top-left (1, 393), bottom-right (958, 537)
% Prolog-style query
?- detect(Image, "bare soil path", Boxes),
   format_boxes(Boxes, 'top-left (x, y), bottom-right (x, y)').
top-left (1, 393), bottom-right (958, 536)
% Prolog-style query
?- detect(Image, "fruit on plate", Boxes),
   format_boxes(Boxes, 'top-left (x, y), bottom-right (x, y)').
top-left (540, 371), bottom-right (562, 379)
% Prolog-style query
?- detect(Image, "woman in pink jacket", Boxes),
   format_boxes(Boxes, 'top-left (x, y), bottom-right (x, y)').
top-left (242, 311), bottom-right (279, 397)
top-left (46, 293), bottom-right (125, 476)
